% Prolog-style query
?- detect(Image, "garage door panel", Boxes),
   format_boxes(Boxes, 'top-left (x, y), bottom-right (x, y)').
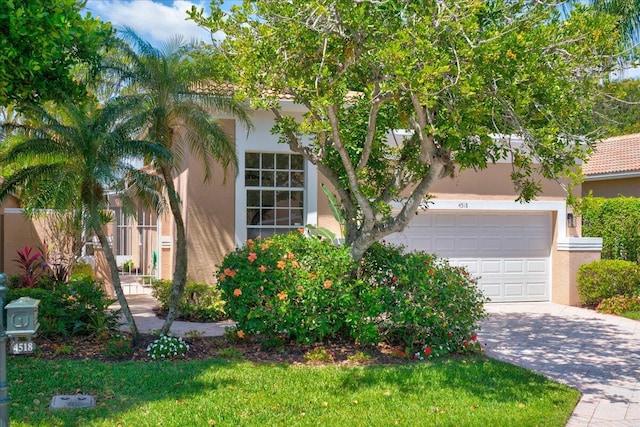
top-left (435, 215), bottom-right (456, 227)
top-left (408, 237), bottom-right (431, 251)
top-left (433, 238), bottom-right (455, 253)
top-left (527, 259), bottom-right (547, 273)
top-left (385, 211), bottom-right (551, 302)
top-left (479, 260), bottom-right (502, 274)
top-left (504, 283), bottom-right (526, 297)
top-left (457, 215), bottom-right (480, 227)
top-left (458, 237), bottom-right (480, 251)
top-left (504, 260), bottom-right (524, 273)
top-left (527, 282), bottom-right (548, 297)
top-left (481, 283), bottom-right (503, 298)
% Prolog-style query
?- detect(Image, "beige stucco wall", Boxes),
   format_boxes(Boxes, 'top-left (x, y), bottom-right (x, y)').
top-left (184, 119), bottom-right (237, 284)
top-left (551, 248), bottom-right (600, 306)
top-left (431, 163), bottom-right (573, 199)
top-left (1, 210), bottom-right (48, 277)
top-left (582, 177), bottom-right (640, 198)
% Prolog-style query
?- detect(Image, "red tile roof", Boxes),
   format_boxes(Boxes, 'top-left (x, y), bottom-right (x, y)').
top-left (583, 133), bottom-right (640, 176)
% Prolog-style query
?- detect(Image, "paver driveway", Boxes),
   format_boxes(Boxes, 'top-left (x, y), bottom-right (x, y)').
top-left (478, 303), bottom-right (640, 426)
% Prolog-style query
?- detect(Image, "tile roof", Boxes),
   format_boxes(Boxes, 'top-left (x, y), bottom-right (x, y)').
top-left (583, 133), bottom-right (640, 176)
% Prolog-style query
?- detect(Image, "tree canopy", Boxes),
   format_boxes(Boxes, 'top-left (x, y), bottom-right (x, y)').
top-left (191, 0), bottom-right (624, 261)
top-left (594, 78), bottom-right (640, 136)
top-left (0, 0), bottom-right (113, 106)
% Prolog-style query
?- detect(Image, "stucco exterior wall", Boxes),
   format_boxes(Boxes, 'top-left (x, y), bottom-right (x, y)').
top-left (2, 210), bottom-right (51, 277)
top-left (582, 177), bottom-right (640, 198)
top-left (431, 163), bottom-right (573, 199)
top-left (185, 119), bottom-right (237, 284)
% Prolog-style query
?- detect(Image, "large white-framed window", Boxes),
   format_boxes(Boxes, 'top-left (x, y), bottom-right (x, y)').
top-left (245, 152), bottom-right (306, 239)
top-left (235, 110), bottom-right (318, 244)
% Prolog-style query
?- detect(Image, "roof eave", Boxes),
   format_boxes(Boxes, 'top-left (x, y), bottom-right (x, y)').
top-left (583, 170), bottom-right (640, 181)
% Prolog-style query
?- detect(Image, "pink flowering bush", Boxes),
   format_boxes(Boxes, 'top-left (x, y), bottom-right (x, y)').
top-left (217, 232), bottom-right (487, 355)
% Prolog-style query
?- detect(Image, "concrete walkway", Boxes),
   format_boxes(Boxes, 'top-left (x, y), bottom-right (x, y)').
top-left (479, 303), bottom-right (640, 426)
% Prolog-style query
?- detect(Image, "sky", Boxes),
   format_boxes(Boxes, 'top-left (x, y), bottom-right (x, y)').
top-left (84, 0), bottom-right (230, 46)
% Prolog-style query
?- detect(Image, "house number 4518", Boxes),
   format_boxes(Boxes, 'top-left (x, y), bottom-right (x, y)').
top-left (458, 203), bottom-right (469, 208)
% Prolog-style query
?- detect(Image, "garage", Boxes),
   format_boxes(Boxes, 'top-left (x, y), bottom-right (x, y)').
top-left (385, 211), bottom-right (552, 302)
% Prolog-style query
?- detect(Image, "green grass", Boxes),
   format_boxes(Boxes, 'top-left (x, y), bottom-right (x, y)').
top-left (621, 311), bottom-right (640, 320)
top-left (8, 356), bottom-right (578, 426)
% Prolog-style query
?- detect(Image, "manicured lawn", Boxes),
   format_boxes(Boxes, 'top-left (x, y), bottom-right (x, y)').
top-left (621, 311), bottom-right (640, 320)
top-left (9, 356), bottom-right (578, 426)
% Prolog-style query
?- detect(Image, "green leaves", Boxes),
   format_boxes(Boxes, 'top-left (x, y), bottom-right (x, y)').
top-left (0, 0), bottom-right (114, 106)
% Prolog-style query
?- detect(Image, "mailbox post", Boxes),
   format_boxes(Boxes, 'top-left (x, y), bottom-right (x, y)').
top-left (0, 273), bottom-right (40, 426)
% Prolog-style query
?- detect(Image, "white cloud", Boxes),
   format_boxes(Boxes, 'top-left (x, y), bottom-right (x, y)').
top-left (85, 1), bottom-right (212, 46)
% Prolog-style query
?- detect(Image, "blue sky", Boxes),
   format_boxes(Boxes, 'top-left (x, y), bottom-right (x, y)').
top-left (84, 0), bottom-right (236, 46)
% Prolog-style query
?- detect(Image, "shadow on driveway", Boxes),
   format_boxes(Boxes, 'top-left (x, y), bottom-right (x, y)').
top-left (479, 308), bottom-right (640, 403)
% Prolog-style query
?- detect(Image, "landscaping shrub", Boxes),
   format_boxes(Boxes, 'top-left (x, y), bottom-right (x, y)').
top-left (217, 230), bottom-right (356, 346)
top-left (596, 295), bottom-right (640, 315)
top-left (7, 276), bottom-right (120, 339)
top-left (577, 259), bottom-right (640, 307)
top-left (581, 196), bottom-right (640, 262)
top-left (360, 242), bottom-right (488, 357)
top-left (217, 231), bottom-right (487, 355)
top-left (70, 262), bottom-right (95, 281)
top-left (152, 280), bottom-right (226, 322)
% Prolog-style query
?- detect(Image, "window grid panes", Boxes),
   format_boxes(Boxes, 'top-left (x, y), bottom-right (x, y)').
top-left (245, 152), bottom-right (305, 239)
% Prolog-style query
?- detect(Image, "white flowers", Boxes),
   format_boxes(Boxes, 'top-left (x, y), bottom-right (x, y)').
top-left (146, 335), bottom-right (190, 360)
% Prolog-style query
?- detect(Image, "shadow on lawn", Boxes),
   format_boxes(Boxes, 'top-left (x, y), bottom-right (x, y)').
top-left (331, 355), bottom-right (568, 405)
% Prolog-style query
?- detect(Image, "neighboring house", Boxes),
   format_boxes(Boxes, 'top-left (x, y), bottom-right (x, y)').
top-left (93, 100), bottom-right (600, 305)
top-left (582, 133), bottom-right (640, 198)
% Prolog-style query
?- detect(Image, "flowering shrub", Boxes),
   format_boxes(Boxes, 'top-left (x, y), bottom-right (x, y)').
top-left (146, 335), bottom-right (189, 360)
top-left (217, 232), bottom-right (487, 356)
top-left (217, 231), bottom-right (356, 346)
top-left (360, 242), bottom-right (487, 355)
top-left (596, 295), bottom-right (640, 315)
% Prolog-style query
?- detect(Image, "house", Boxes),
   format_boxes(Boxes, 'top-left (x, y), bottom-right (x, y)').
top-left (91, 100), bottom-right (601, 306)
top-left (582, 133), bottom-right (640, 197)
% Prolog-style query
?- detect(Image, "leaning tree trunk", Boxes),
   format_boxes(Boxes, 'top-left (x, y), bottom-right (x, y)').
top-left (159, 164), bottom-right (188, 335)
top-left (96, 227), bottom-right (140, 343)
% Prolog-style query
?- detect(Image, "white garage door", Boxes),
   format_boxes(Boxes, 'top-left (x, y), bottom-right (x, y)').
top-left (385, 211), bottom-right (552, 302)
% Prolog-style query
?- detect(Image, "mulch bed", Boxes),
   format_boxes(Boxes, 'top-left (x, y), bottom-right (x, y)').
top-left (26, 334), bottom-right (409, 365)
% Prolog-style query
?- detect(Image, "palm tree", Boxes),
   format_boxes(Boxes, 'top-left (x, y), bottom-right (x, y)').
top-left (0, 96), bottom-right (170, 343)
top-left (591, 0), bottom-right (640, 44)
top-left (111, 30), bottom-right (251, 334)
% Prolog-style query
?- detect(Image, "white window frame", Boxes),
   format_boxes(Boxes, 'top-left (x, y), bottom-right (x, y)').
top-left (235, 110), bottom-right (318, 245)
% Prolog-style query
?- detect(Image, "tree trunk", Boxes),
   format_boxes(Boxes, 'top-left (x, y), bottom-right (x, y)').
top-left (159, 164), bottom-right (188, 335)
top-left (96, 227), bottom-right (140, 343)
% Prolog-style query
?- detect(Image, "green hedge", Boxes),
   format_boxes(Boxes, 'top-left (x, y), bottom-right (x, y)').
top-left (576, 259), bottom-right (640, 307)
top-left (581, 196), bottom-right (640, 262)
